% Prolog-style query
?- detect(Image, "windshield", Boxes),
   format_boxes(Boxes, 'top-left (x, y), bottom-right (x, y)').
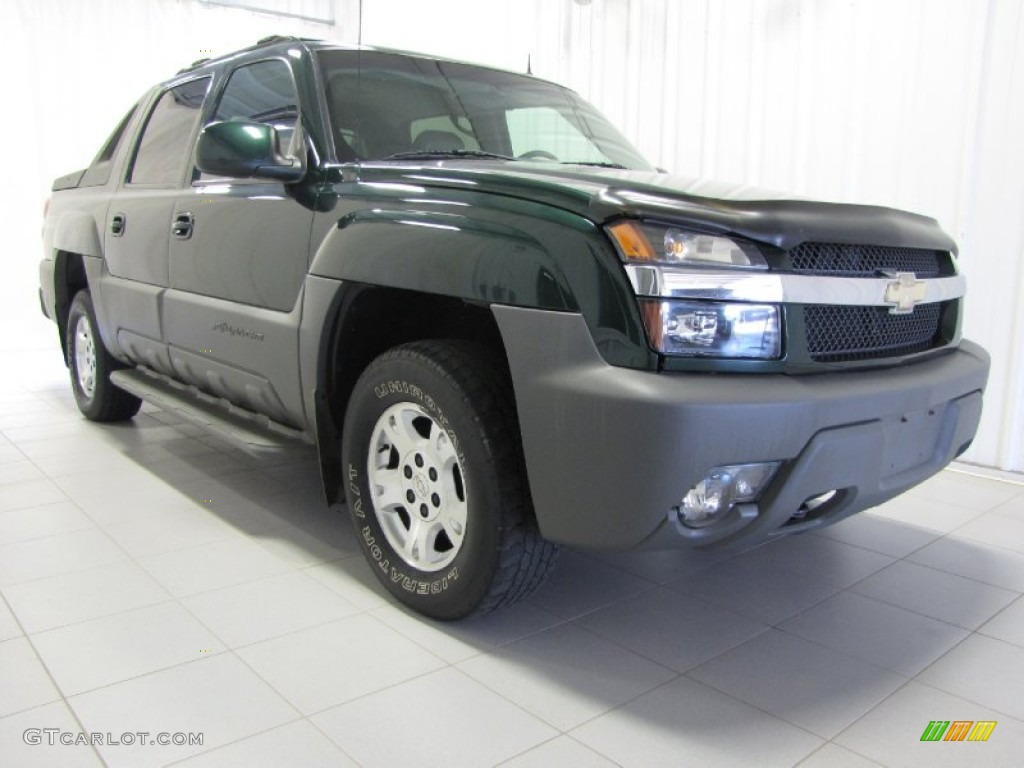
top-left (317, 49), bottom-right (653, 170)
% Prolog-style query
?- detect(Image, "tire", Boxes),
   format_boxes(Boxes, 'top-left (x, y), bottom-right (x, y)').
top-left (342, 340), bottom-right (559, 620)
top-left (67, 290), bottom-right (142, 422)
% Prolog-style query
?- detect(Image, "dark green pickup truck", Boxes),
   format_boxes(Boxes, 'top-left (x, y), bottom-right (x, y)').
top-left (39, 36), bottom-right (989, 618)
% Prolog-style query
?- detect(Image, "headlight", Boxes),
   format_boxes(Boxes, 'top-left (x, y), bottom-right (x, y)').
top-left (641, 299), bottom-right (781, 358)
top-left (607, 220), bottom-right (767, 268)
top-left (607, 220), bottom-right (781, 360)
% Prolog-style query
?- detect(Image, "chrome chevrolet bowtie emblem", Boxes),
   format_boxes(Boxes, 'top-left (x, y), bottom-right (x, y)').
top-left (882, 271), bottom-right (927, 314)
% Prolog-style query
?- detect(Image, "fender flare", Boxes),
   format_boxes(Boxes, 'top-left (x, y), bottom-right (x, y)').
top-left (53, 210), bottom-right (104, 259)
top-left (308, 208), bottom-right (578, 311)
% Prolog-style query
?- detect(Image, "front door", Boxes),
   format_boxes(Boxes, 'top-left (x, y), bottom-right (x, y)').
top-left (164, 58), bottom-right (315, 427)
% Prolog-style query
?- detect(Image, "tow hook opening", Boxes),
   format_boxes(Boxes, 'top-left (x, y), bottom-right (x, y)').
top-left (786, 489), bottom-right (843, 526)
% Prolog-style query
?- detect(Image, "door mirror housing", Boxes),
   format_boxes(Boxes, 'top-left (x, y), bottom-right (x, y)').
top-left (196, 120), bottom-right (306, 182)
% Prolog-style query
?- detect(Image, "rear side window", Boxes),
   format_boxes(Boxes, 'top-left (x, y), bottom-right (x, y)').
top-left (129, 78), bottom-right (211, 185)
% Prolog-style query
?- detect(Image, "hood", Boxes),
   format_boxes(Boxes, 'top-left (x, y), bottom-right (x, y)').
top-left (362, 160), bottom-right (955, 253)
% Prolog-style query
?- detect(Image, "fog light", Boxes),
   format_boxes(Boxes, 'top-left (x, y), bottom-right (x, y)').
top-left (677, 462), bottom-right (780, 529)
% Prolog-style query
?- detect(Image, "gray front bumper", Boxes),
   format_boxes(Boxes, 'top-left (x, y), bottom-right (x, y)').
top-left (493, 306), bottom-right (989, 551)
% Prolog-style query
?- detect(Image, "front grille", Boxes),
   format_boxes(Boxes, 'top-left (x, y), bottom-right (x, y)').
top-left (804, 303), bottom-right (944, 362)
top-left (788, 242), bottom-right (943, 278)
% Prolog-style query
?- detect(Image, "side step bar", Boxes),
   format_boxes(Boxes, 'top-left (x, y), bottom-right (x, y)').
top-left (110, 368), bottom-right (311, 457)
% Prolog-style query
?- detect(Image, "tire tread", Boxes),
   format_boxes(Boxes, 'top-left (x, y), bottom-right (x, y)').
top-left (68, 291), bottom-right (142, 422)
top-left (366, 340), bottom-right (559, 617)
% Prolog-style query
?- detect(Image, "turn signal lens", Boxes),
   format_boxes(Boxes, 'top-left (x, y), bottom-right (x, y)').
top-left (606, 221), bottom-right (655, 260)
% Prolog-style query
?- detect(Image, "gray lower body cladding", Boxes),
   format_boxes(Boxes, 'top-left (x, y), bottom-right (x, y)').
top-left (493, 305), bottom-right (989, 551)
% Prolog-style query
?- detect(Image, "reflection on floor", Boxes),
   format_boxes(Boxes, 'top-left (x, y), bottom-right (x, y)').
top-left (2, 340), bottom-right (1023, 768)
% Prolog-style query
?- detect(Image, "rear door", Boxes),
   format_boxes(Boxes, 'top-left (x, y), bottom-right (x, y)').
top-left (101, 77), bottom-right (211, 375)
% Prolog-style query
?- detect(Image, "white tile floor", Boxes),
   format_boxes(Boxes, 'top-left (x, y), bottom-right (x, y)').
top-left (2, 335), bottom-right (1024, 767)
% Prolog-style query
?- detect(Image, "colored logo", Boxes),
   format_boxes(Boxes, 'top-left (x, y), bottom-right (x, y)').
top-left (920, 720), bottom-right (997, 742)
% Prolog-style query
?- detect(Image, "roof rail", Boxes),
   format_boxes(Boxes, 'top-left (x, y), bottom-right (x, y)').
top-left (255, 34), bottom-right (306, 46)
top-left (175, 36), bottom-right (320, 75)
top-left (176, 57), bottom-right (212, 74)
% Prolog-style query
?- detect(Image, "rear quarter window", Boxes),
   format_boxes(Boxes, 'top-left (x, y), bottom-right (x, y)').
top-left (79, 104), bottom-right (139, 188)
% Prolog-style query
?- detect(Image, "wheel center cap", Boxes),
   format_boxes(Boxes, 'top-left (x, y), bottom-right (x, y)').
top-left (413, 474), bottom-right (429, 499)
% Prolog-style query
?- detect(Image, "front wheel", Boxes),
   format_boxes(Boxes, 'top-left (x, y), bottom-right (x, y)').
top-left (67, 290), bottom-right (141, 422)
top-left (342, 340), bottom-right (558, 619)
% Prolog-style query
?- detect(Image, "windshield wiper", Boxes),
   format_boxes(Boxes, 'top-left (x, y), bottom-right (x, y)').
top-left (562, 161), bottom-right (629, 169)
top-left (383, 149), bottom-right (514, 161)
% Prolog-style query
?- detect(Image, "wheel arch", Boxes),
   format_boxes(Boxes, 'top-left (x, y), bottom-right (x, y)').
top-left (53, 250), bottom-right (89, 363)
top-left (48, 209), bottom-right (106, 362)
top-left (312, 283), bottom-right (513, 506)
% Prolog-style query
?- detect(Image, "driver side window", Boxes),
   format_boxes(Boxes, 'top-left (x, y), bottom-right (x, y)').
top-left (198, 58), bottom-right (300, 181)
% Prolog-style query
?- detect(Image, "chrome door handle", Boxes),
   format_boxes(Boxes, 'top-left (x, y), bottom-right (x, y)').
top-left (172, 211), bottom-right (194, 240)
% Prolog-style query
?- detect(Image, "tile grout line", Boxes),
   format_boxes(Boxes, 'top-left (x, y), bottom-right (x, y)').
top-left (0, 588), bottom-right (112, 768)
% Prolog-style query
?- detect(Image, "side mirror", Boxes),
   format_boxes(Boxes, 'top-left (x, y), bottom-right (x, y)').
top-left (195, 120), bottom-right (305, 182)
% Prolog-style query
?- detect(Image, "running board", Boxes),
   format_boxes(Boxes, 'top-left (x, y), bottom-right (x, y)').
top-left (109, 368), bottom-right (311, 457)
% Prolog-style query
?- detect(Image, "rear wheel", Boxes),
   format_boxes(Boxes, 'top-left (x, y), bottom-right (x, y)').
top-left (67, 290), bottom-right (141, 422)
top-left (342, 340), bottom-right (558, 619)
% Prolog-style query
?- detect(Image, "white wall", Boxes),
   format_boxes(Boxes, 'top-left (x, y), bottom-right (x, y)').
top-left (958, 0), bottom-right (1024, 472)
top-left (364, 0), bottom-right (1024, 473)
top-left (1, 0), bottom-right (359, 349)
top-left (5, 0), bottom-right (1022, 471)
